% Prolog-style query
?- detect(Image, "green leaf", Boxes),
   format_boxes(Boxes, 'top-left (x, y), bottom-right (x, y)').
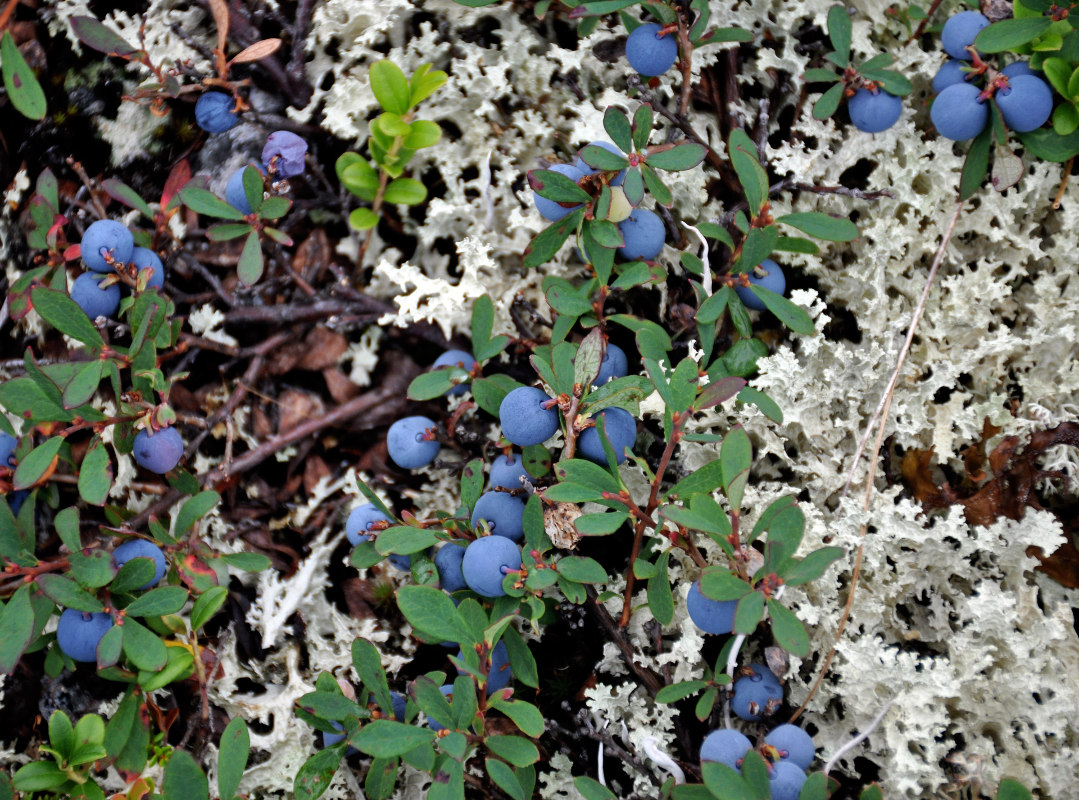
top-left (179, 187), bottom-right (245, 221)
top-left (556, 556), bottom-right (608, 584)
top-left (122, 618), bottom-right (167, 671)
top-left (586, 219), bottom-right (625, 249)
top-left (217, 717), bottom-right (249, 800)
top-left (68, 549), bottom-right (115, 589)
top-left (632, 104), bottom-right (654, 151)
top-left (804, 68), bottom-right (841, 83)
top-left (699, 568), bottom-right (752, 601)
top-left (827, 5), bottom-right (851, 61)
top-left (733, 591), bottom-right (765, 634)
top-left (975, 16), bottom-right (1052, 52)
top-left (190, 586), bottom-right (228, 631)
top-left (163, 748), bottom-right (209, 800)
top-left (553, 459), bottom-right (620, 496)
top-left (665, 460), bottom-right (724, 500)
top-left (702, 761), bottom-right (755, 800)
top-left (997, 779), bottom-right (1033, 800)
top-left (237, 230), bottom-right (264, 286)
top-left (774, 235), bottom-right (819, 255)
top-left (37, 573), bottom-right (104, 612)
top-left (960, 124), bottom-right (992, 199)
top-left (376, 526), bottom-right (439, 555)
top-left (101, 178), bottom-right (154, 219)
top-left (813, 83), bottom-right (845, 120)
top-left (528, 169), bottom-right (591, 204)
top-left (174, 491), bottom-right (219, 538)
top-left (621, 166), bottom-right (644, 206)
top-left (574, 511), bottom-right (628, 536)
top-left (485, 735), bottom-right (539, 767)
top-left (219, 552), bottom-right (271, 572)
top-left (640, 162), bottom-right (673, 206)
top-left (1042, 57), bottom-right (1071, 97)
top-left (782, 546), bottom-right (843, 586)
top-left (486, 758), bottom-right (526, 800)
top-left (1, 31), bottom-right (46, 120)
top-left (352, 720), bottom-right (435, 757)
top-left (405, 120), bottom-right (442, 149)
top-left (579, 144), bottom-right (629, 171)
top-left (61, 360), bottom-right (102, 410)
top-left (365, 756), bottom-right (399, 800)
top-left (0, 584), bottom-right (35, 674)
top-left (777, 211), bottom-right (858, 241)
top-left (728, 130), bottom-right (768, 214)
top-left (49, 708), bottom-right (76, 759)
top-left (340, 157), bottom-right (380, 201)
top-left (487, 697), bottom-right (544, 737)
top-left (523, 207), bottom-right (584, 268)
top-left (293, 746), bottom-right (343, 800)
top-left (384, 178), bottom-right (427, 205)
top-left (574, 328), bottom-right (604, 388)
top-left (647, 551), bottom-right (674, 625)
top-left (396, 585), bottom-right (471, 644)
top-left (746, 286), bottom-right (815, 335)
top-left (655, 680), bottom-right (709, 703)
top-left (501, 625), bottom-right (539, 688)
top-left (30, 287), bottom-right (104, 350)
top-left (1053, 103), bottom-right (1079, 136)
top-left (78, 439), bottom-right (112, 506)
top-left (737, 386), bottom-right (783, 423)
top-left (370, 60), bottom-right (411, 115)
top-left (124, 586), bottom-right (188, 617)
top-left (574, 776), bottom-right (617, 800)
top-left (349, 208), bottom-right (379, 230)
top-left (767, 598), bottom-right (810, 657)
top-left (352, 638), bottom-right (397, 719)
top-left (720, 426), bottom-right (751, 491)
top-left (734, 226), bottom-right (779, 273)
top-left (12, 761), bottom-right (69, 792)
top-left (645, 142), bottom-right (707, 171)
top-left (1017, 127), bottom-right (1079, 162)
top-left (603, 107), bottom-right (633, 153)
top-left (69, 15), bottom-right (138, 56)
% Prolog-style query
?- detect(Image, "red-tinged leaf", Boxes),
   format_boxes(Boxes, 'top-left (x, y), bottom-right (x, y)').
top-left (643, 142), bottom-right (707, 171)
top-left (161, 160), bottom-right (191, 212)
top-left (263, 227), bottom-right (293, 246)
top-left (695, 376), bottom-right (747, 410)
top-left (102, 179), bottom-right (154, 220)
top-left (229, 38), bottom-right (282, 65)
top-left (70, 16), bottom-right (138, 57)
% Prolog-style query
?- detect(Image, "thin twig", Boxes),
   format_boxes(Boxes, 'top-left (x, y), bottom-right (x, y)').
top-left (823, 698), bottom-right (896, 775)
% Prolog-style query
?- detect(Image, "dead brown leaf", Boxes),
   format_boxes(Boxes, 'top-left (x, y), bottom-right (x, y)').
top-left (277, 389), bottom-right (324, 435)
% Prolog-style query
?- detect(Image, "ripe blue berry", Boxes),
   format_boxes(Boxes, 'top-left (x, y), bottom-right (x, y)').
top-left (113, 539), bottom-right (167, 590)
top-left (848, 88), bottom-right (903, 133)
top-left (574, 141), bottom-right (627, 186)
top-left (471, 491), bottom-right (526, 542)
top-left (225, 167), bottom-right (259, 215)
top-left (732, 664), bottom-right (783, 721)
top-left (931, 82), bottom-right (988, 141)
top-left (686, 581), bottom-right (737, 634)
top-left (625, 22), bottom-right (678, 76)
top-left (81, 220), bottom-right (133, 273)
top-left (769, 761), bottom-right (807, 800)
top-left (346, 503), bottom-right (391, 546)
top-left (432, 350), bottom-right (476, 396)
top-left (56, 608), bottom-right (114, 663)
top-left (577, 407), bottom-right (636, 465)
top-left (70, 273), bottom-right (120, 320)
top-left (489, 453), bottom-right (528, 491)
top-left (941, 11), bottom-right (989, 61)
top-left (130, 247), bottom-right (165, 290)
top-left (764, 724), bottom-right (816, 770)
top-left (427, 684), bottom-right (457, 732)
top-left (499, 387), bottom-right (559, 447)
top-left (195, 91), bottom-right (239, 133)
top-left (594, 343), bottom-right (628, 386)
top-left (132, 427), bottom-right (184, 474)
top-left (996, 74), bottom-right (1053, 132)
top-left (456, 640), bottom-right (512, 695)
top-left (618, 208), bottom-right (665, 261)
top-left (387, 416), bottom-right (440, 469)
top-left (735, 259), bottom-right (785, 311)
top-left (461, 535), bottom-right (521, 598)
top-left (391, 691), bottom-right (407, 721)
top-left (0, 433), bottom-right (27, 514)
top-left (700, 728), bottom-right (752, 772)
top-left (932, 60), bottom-right (969, 93)
top-left (434, 543), bottom-right (468, 592)
top-left (262, 130), bottom-right (308, 178)
top-left (1002, 61), bottom-right (1035, 80)
top-left (533, 163), bottom-right (585, 222)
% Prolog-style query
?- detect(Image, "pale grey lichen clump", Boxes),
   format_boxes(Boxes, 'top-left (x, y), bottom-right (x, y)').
top-left (15, 0), bottom-right (1079, 796)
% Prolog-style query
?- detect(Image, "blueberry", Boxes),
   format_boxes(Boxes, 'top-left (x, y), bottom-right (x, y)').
top-left (931, 82), bottom-right (988, 141)
top-left (764, 724), bottom-right (816, 771)
top-left (321, 720), bottom-right (349, 749)
top-left (390, 690), bottom-right (407, 722)
top-left (81, 220), bottom-right (133, 273)
top-left (387, 416), bottom-right (440, 470)
top-left (112, 539), bottom-right (167, 590)
top-left (848, 88), bottom-right (903, 133)
top-left (346, 503), bottom-right (391, 546)
top-left (594, 343), bottom-right (628, 386)
top-left (533, 163), bottom-right (585, 222)
top-left (456, 640), bottom-right (512, 695)
top-left (625, 22), bottom-right (678, 76)
top-left (732, 664), bottom-right (783, 721)
top-left (130, 247), bottom-right (165, 289)
top-left (225, 167), bottom-right (260, 215)
top-left (489, 453), bottom-right (528, 491)
top-left (499, 387), bottom-right (559, 447)
top-left (941, 11), bottom-right (989, 61)
top-left (686, 581), bottom-right (737, 635)
top-left (699, 728), bottom-right (752, 772)
top-left (195, 91), bottom-right (239, 134)
top-left (735, 259), bottom-right (785, 311)
top-left (432, 349), bottom-right (476, 396)
top-left (132, 427), bottom-right (184, 474)
top-left (461, 535), bottom-right (521, 597)
top-left (769, 761), bottom-right (807, 800)
top-left (574, 141), bottom-right (627, 186)
top-left (617, 208), bottom-right (665, 261)
top-left (427, 684), bottom-right (457, 732)
top-left (262, 130), bottom-right (308, 178)
top-left (932, 60), bottom-right (970, 93)
top-left (996, 74), bottom-right (1053, 132)
top-left (471, 491), bottom-right (526, 542)
top-left (55, 608), bottom-right (114, 663)
top-left (0, 433), bottom-right (15, 470)
top-left (70, 272), bottom-right (120, 320)
top-left (434, 543), bottom-right (468, 592)
top-left (577, 407), bottom-right (636, 465)
top-left (1002, 61), bottom-right (1035, 80)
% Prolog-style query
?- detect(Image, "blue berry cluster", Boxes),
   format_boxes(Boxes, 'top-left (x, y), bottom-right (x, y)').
top-left (930, 12), bottom-right (1053, 141)
top-left (71, 220), bottom-right (165, 321)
